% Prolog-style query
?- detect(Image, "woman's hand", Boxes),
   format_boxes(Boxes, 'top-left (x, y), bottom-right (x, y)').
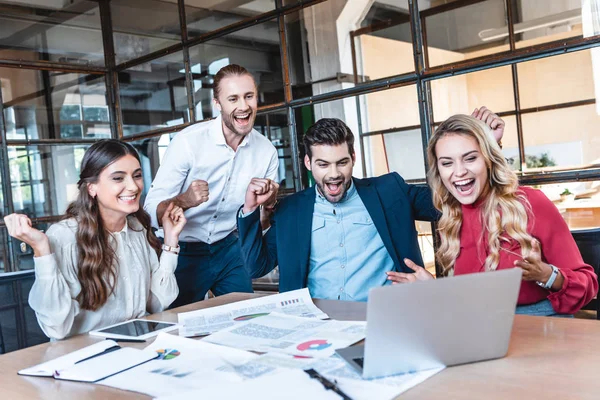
top-left (514, 239), bottom-right (562, 290)
top-left (4, 213), bottom-right (50, 257)
top-left (161, 202), bottom-right (186, 247)
top-left (386, 258), bottom-right (434, 284)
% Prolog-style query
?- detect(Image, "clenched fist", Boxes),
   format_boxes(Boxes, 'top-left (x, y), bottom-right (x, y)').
top-left (4, 213), bottom-right (50, 257)
top-left (161, 202), bottom-right (186, 247)
top-left (243, 178), bottom-right (279, 215)
top-left (178, 179), bottom-right (209, 209)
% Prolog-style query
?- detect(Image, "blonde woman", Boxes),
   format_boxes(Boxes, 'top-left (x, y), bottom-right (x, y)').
top-left (387, 114), bottom-right (598, 316)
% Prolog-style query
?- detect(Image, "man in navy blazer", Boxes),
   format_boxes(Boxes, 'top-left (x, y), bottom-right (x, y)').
top-left (237, 118), bottom-right (440, 301)
top-left (238, 109), bottom-right (504, 300)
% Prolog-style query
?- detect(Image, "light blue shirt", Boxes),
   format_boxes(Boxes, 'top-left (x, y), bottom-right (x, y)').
top-left (308, 181), bottom-right (394, 302)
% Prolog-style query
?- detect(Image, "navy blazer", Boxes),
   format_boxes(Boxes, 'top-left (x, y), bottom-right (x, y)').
top-left (237, 172), bottom-right (440, 293)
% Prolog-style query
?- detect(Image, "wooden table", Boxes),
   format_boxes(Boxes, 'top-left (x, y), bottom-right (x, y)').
top-left (2, 293), bottom-right (599, 399)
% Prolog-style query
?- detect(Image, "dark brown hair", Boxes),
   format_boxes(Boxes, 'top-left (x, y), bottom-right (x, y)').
top-left (213, 64), bottom-right (255, 99)
top-left (66, 139), bottom-right (161, 311)
top-left (303, 118), bottom-right (355, 159)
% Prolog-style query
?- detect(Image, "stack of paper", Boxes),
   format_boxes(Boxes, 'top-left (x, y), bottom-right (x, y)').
top-left (178, 288), bottom-right (328, 337)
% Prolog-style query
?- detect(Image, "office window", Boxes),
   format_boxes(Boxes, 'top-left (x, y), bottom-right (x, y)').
top-left (185, 0), bottom-right (276, 40)
top-left (422, 0), bottom-right (510, 68)
top-left (0, 1), bottom-right (104, 66)
top-left (2, 69), bottom-right (109, 140)
top-left (8, 145), bottom-right (89, 218)
top-left (188, 20), bottom-right (284, 120)
top-left (514, 0), bottom-right (583, 49)
top-left (353, 3), bottom-right (414, 82)
top-left (517, 50), bottom-right (600, 172)
top-left (119, 51), bottom-right (189, 136)
top-left (255, 110), bottom-right (296, 193)
top-left (360, 85), bottom-right (424, 180)
top-left (524, 181), bottom-right (600, 230)
top-left (111, 0), bottom-right (182, 65)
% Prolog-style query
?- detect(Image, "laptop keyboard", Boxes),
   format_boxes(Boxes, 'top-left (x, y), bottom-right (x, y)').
top-left (353, 357), bottom-right (365, 368)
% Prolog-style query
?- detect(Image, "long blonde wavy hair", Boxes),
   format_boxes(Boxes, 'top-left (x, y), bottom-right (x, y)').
top-left (426, 115), bottom-right (533, 275)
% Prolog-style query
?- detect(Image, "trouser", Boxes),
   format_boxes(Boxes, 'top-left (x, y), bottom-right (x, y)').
top-left (169, 232), bottom-right (253, 308)
top-left (515, 299), bottom-right (573, 318)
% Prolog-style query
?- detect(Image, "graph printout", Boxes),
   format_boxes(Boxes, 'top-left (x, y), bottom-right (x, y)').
top-left (203, 313), bottom-right (365, 358)
top-left (178, 288), bottom-right (329, 337)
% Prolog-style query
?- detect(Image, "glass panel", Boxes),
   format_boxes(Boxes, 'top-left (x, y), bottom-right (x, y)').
top-left (185, 0), bottom-right (276, 40)
top-left (515, 0), bottom-right (583, 49)
top-left (384, 129), bottom-right (426, 181)
top-left (520, 105), bottom-right (600, 171)
top-left (430, 66), bottom-right (515, 122)
top-left (1, 69), bottom-right (109, 140)
top-left (0, 0), bottom-right (104, 66)
top-left (423, 0), bottom-right (510, 67)
top-left (111, 0), bottom-right (182, 65)
top-left (285, 1), bottom-right (351, 99)
top-left (517, 50), bottom-right (595, 109)
top-left (128, 135), bottom-right (168, 204)
top-left (119, 51), bottom-right (189, 136)
top-left (188, 19), bottom-right (284, 118)
top-left (355, 3), bottom-right (414, 81)
top-left (361, 85), bottom-right (420, 130)
top-left (524, 181), bottom-right (600, 230)
top-left (0, 227), bottom-right (9, 273)
top-left (255, 110), bottom-right (295, 193)
top-left (8, 145), bottom-right (90, 218)
top-left (0, 309), bottom-right (18, 353)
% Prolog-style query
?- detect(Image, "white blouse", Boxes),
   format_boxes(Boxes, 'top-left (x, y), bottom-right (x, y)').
top-left (28, 217), bottom-right (179, 340)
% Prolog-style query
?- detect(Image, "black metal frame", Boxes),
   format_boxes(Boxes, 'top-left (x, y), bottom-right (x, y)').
top-left (0, 0), bottom-right (599, 274)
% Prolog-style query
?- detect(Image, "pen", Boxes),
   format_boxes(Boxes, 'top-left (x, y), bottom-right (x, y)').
top-left (108, 338), bottom-right (147, 343)
top-left (74, 345), bottom-right (121, 364)
top-left (304, 368), bottom-right (353, 400)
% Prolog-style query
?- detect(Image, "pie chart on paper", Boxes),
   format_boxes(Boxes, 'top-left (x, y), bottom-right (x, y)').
top-left (296, 339), bottom-right (332, 351)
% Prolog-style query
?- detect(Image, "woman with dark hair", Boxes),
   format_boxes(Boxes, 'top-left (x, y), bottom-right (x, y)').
top-left (4, 140), bottom-right (186, 339)
top-left (387, 114), bottom-right (597, 316)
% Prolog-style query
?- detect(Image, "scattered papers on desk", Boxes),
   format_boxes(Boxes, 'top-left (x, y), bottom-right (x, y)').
top-left (203, 312), bottom-right (366, 359)
top-left (18, 340), bottom-right (118, 377)
top-left (178, 288), bottom-right (328, 337)
top-left (155, 369), bottom-right (343, 400)
top-left (18, 339), bottom-right (158, 383)
top-left (100, 333), bottom-right (263, 398)
top-left (246, 352), bottom-right (444, 400)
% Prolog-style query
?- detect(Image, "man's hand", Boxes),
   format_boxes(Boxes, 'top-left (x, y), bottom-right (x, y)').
top-left (177, 179), bottom-right (209, 210)
top-left (161, 202), bottom-right (186, 247)
top-left (243, 178), bottom-right (279, 215)
top-left (4, 213), bottom-right (50, 257)
top-left (472, 106), bottom-right (504, 143)
top-left (386, 258), bottom-right (434, 284)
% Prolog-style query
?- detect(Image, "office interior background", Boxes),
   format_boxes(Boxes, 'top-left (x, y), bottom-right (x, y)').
top-left (0, 0), bottom-right (599, 353)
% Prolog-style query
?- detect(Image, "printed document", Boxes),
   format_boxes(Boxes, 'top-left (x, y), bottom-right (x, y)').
top-left (203, 313), bottom-right (366, 358)
top-left (100, 333), bottom-right (263, 398)
top-left (178, 288), bottom-right (329, 337)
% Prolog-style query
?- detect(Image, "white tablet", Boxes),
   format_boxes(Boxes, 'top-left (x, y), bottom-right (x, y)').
top-left (89, 319), bottom-right (178, 340)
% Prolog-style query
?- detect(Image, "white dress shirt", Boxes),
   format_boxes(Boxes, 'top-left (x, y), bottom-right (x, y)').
top-left (28, 217), bottom-right (179, 340)
top-left (144, 115), bottom-right (279, 243)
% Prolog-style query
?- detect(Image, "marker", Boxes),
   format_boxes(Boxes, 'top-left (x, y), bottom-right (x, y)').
top-left (107, 338), bottom-right (147, 343)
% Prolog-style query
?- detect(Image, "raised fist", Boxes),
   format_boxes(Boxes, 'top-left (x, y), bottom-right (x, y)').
top-left (180, 179), bottom-right (209, 209)
top-left (4, 213), bottom-right (50, 257)
top-left (243, 178), bottom-right (279, 215)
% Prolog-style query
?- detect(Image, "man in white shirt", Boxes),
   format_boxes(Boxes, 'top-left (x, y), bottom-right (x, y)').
top-left (144, 64), bottom-right (279, 307)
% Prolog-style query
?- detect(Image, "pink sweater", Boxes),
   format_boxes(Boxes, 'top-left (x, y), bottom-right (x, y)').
top-left (454, 186), bottom-right (598, 314)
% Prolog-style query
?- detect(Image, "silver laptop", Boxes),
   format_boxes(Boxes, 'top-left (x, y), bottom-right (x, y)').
top-left (336, 268), bottom-right (522, 378)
